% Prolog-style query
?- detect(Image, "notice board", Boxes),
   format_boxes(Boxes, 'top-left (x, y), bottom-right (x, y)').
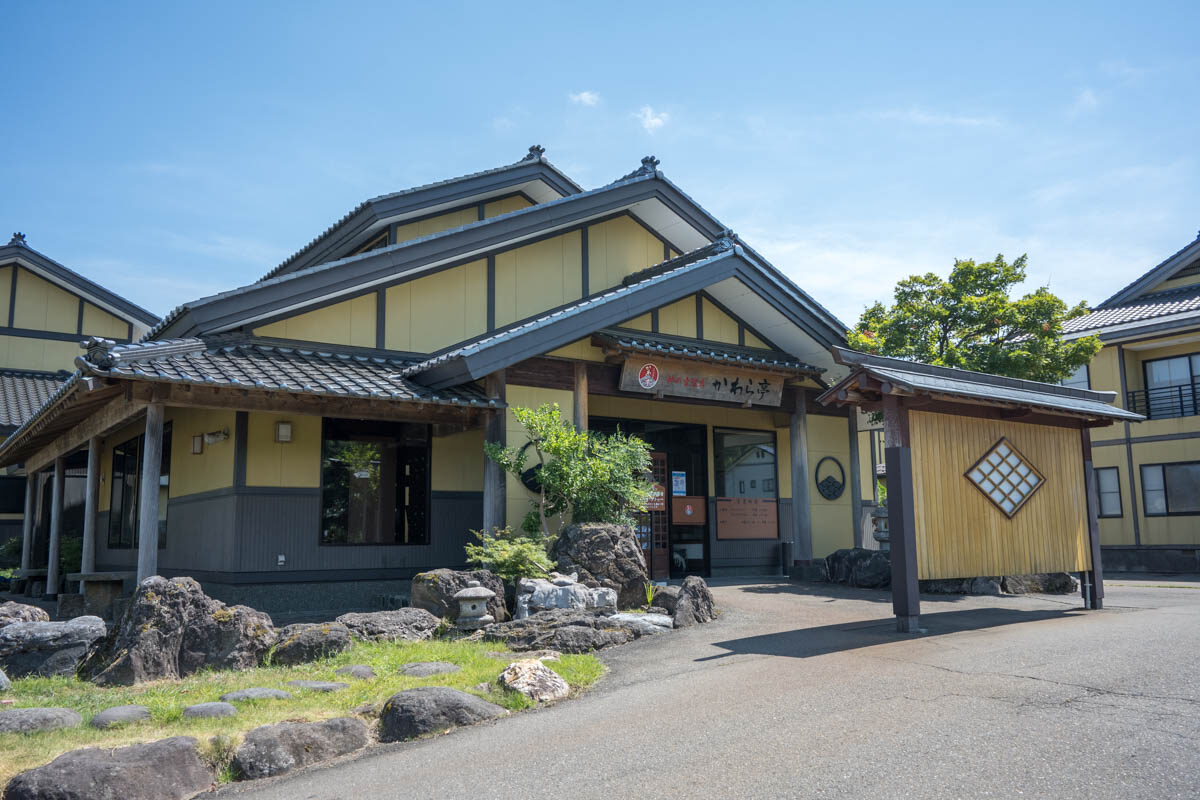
top-left (715, 497), bottom-right (779, 540)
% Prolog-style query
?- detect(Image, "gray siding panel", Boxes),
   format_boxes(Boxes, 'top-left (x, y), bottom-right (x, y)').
top-left (94, 510), bottom-right (137, 570)
top-left (161, 492), bottom-right (237, 573)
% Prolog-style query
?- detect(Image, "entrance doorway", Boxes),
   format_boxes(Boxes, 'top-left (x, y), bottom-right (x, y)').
top-left (591, 418), bottom-right (709, 579)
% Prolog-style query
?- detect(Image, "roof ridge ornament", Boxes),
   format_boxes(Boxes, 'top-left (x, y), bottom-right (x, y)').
top-left (8, 232), bottom-right (26, 246)
top-left (82, 337), bottom-right (119, 369)
top-left (521, 144), bottom-right (546, 162)
top-left (617, 155), bottom-right (661, 182)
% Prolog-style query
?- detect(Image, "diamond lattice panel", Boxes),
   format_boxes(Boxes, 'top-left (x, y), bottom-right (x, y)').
top-left (965, 437), bottom-right (1046, 518)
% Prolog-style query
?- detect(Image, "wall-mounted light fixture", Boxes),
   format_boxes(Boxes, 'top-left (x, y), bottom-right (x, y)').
top-left (191, 435), bottom-right (204, 455)
top-left (275, 421), bottom-right (293, 443)
top-left (203, 428), bottom-right (230, 446)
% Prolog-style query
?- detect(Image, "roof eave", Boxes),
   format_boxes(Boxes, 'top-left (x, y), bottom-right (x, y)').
top-left (1098, 235), bottom-right (1200, 309)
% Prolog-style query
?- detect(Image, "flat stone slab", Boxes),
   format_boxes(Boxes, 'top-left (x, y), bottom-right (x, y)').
top-left (90, 704), bottom-right (151, 729)
top-left (220, 687), bottom-right (292, 702)
top-left (182, 701), bottom-right (237, 719)
top-left (609, 612), bottom-right (673, 634)
top-left (233, 717), bottom-right (369, 780)
top-left (399, 661), bottom-right (461, 677)
top-left (285, 680), bottom-right (348, 693)
top-left (335, 664), bottom-right (376, 680)
top-left (0, 707), bottom-right (83, 734)
top-left (379, 687), bottom-right (506, 742)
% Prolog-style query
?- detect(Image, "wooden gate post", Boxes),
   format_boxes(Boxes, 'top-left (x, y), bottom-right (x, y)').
top-left (1081, 430), bottom-right (1105, 610)
top-left (883, 395), bottom-right (920, 632)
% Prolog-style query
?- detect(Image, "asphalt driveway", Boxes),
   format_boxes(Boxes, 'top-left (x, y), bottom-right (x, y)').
top-left (220, 576), bottom-right (1200, 799)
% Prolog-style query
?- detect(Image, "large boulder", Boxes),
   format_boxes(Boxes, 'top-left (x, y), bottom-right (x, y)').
top-left (0, 707), bottom-right (82, 734)
top-left (551, 523), bottom-right (647, 609)
top-left (411, 569), bottom-right (507, 623)
top-left (1002, 573), bottom-right (1079, 595)
top-left (378, 687), bottom-right (506, 742)
top-left (0, 601), bottom-right (50, 626)
top-left (0, 616), bottom-right (106, 678)
top-left (233, 717), bottom-right (369, 780)
top-left (497, 659), bottom-right (569, 702)
top-left (515, 573), bottom-right (617, 619)
top-left (652, 585), bottom-right (681, 615)
top-left (271, 623), bottom-right (352, 665)
top-left (825, 548), bottom-right (891, 589)
top-left (78, 576), bottom-right (276, 686)
top-left (482, 608), bottom-right (655, 653)
top-left (673, 576), bottom-right (716, 627)
top-left (335, 608), bottom-right (440, 641)
top-left (4, 736), bottom-right (214, 800)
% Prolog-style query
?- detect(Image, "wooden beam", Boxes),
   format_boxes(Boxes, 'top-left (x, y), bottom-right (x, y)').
top-left (18, 477), bottom-right (34, 576)
top-left (46, 456), bottom-right (64, 599)
top-left (27, 393), bottom-right (149, 473)
top-left (573, 362), bottom-right (589, 432)
top-left (80, 437), bottom-right (101, 585)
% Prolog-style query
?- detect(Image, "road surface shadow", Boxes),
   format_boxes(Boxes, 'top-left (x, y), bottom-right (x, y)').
top-left (699, 606), bottom-right (1082, 661)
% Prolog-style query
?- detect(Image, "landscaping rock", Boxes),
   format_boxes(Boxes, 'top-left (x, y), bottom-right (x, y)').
top-left (411, 569), bottom-right (507, 623)
top-left (0, 707), bottom-right (82, 734)
top-left (4, 736), bottom-right (213, 800)
top-left (221, 687), bottom-right (292, 702)
top-left (0, 601), bottom-right (50, 626)
top-left (56, 594), bottom-right (86, 620)
top-left (497, 659), bottom-right (569, 702)
top-left (352, 702), bottom-right (380, 717)
top-left (1002, 573), bottom-right (1079, 594)
top-left (969, 577), bottom-right (1003, 596)
top-left (78, 576), bottom-right (276, 686)
top-left (673, 576), bottom-right (717, 627)
top-left (286, 680), bottom-right (347, 693)
top-left (0, 667), bottom-right (10, 692)
top-left (487, 649), bottom-right (561, 662)
top-left (182, 701), bottom-right (236, 719)
top-left (335, 664), bottom-right (376, 680)
top-left (652, 585), bottom-right (682, 615)
top-left (920, 578), bottom-right (971, 594)
top-left (335, 608), bottom-right (440, 641)
top-left (609, 612), bottom-right (673, 634)
top-left (825, 548), bottom-right (892, 589)
top-left (233, 717), bottom-right (369, 780)
top-left (482, 608), bottom-right (649, 653)
top-left (551, 523), bottom-right (648, 609)
top-left (515, 574), bottom-right (617, 619)
top-left (90, 704), bottom-right (151, 729)
top-left (271, 623), bottom-right (352, 665)
top-left (400, 661), bottom-right (460, 677)
top-left (0, 616), bottom-right (106, 678)
top-left (378, 686), bottom-right (506, 742)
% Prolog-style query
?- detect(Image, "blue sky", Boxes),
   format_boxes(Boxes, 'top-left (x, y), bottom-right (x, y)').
top-left (2, 1), bottom-right (1197, 327)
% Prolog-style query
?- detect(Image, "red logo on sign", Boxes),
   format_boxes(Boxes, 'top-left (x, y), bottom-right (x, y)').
top-left (638, 363), bottom-right (660, 389)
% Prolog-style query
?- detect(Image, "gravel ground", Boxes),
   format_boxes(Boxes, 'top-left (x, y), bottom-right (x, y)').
top-left (219, 575), bottom-right (1200, 800)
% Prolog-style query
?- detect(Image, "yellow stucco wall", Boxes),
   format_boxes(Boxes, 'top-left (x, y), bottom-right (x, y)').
top-left (656, 297), bottom-right (697, 339)
top-left (1089, 346), bottom-right (1124, 443)
top-left (504, 385), bottom-right (575, 530)
top-left (432, 428), bottom-right (485, 492)
top-left (494, 231), bottom-right (582, 328)
top-left (1091, 445), bottom-right (1134, 546)
top-left (484, 195), bottom-right (533, 217)
top-left (701, 298), bottom-right (739, 345)
top-left (385, 260), bottom-right (487, 353)
top-left (13, 268), bottom-right (77, 334)
top-left (394, 208), bottom-right (478, 245)
top-left (0, 267), bottom-right (10, 323)
top-left (254, 294), bottom-right (376, 348)
top-left (81, 302), bottom-right (128, 339)
top-left (622, 313), bottom-right (653, 331)
top-left (245, 412), bottom-right (322, 488)
top-left (1146, 273), bottom-right (1200, 294)
top-left (546, 338), bottom-right (606, 361)
top-left (1130, 438), bottom-right (1200, 546)
top-left (807, 414), bottom-right (854, 557)
top-left (587, 216), bottom-right (664, 291)
top-left (0, 335), bottom-right (81, 373)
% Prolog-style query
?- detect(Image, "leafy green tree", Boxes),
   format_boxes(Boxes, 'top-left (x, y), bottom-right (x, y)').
top-left (484, 403), bottom-right (653, 537)
top-left (847, 254), bottom-right (1101, 382)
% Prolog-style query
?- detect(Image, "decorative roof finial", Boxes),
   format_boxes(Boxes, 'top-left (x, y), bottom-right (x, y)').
top-left (522, 144), bottom-right (546, 162)
top-left (9, 232), bottom-right (26, 246)
top-left (616, 155), bottom-right (662, 182)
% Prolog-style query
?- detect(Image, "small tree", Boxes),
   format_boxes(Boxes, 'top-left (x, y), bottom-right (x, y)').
top-left (847, 253), bottom-right (1101, 383)
top-left (463, 526), bottom-right (555, 583)
top-left (484, 403), bottom-right (653, 538)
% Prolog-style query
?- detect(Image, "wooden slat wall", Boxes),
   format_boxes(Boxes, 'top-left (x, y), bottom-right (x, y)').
top-left (909, 411), bottom-right (1091, 579)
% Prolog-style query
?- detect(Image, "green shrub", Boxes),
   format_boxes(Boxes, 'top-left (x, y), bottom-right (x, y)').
top-left (464, 526), bottom-right (554, 584)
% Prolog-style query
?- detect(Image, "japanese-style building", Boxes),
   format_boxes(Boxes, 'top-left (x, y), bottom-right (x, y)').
top-left (2, 148), bottom-right (865, 617)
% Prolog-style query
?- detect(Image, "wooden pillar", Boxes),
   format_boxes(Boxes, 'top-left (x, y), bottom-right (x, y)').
top-left (572, 362), bottom-right (589, 432)
top-left (136, 403), bottom-right (165, 583)
top-left (482, 371), bottom-right (507, 533)
top-left (18, 475), bottom-right (34, 578)
top-left (789, 389), bottom-right (813, 562)
top-left (1081, 429), bottom-right (1105, 610)
top-left (882, 395), bottom-right (920, 632)
top-left (847, 410), bottom-right (865, 548)
top-left (46, 456), bottom-right (65, 599)
top-left (79, 436), bottom-right (101, 592)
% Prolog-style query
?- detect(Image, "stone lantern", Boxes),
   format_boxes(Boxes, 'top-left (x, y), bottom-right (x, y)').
top-left (453, 581), bottom-right (496, 630)
top-left (872, 502), bottom-right (890, 552)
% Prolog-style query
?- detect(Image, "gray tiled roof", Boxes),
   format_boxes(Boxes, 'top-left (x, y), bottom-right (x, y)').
top-left (1062, 283), bottom-right (1200, 335)
top-left (1098, 231), bottom-right (1200, 308)
top-left (0, 370), bottom-right (69, 429)
top-left (821, 347), bottom-right (1142, 422)
top-left (80, 338), bottom-right (499, 406)
top-left (592, 329), bottom-right (824, 374)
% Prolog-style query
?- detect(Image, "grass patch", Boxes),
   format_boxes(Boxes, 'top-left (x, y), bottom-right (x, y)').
top-left (0, 638), bottom-right (604, 786)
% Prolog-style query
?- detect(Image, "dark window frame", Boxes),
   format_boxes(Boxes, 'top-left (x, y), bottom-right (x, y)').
top-left (1140, 460), bottom-right (1200, 517)
top-left (712, 426), bottom-right (781, 541)
top-left (0, 475), bottom-right (25, 514)
top-left (1094, 466), bottom-right (1122, 518)
top-left (106, 423), bottom-right (172, 550)
top-left (318, 417), bottom-right (432, 547)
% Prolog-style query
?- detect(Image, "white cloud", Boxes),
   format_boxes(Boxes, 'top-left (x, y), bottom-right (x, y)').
top-left (490, 116), bottom-right (516, 132)
top-left (1101, 59), bottom-right (1149, 86)
top-left (1070, 88), bottom-right (1100, 114)
top-left (871, 108), bottom-right (1003, 128)
top-left (568, 91), bottom-right (600, 106)
top-left (634, 105), bottom-right (669, 133)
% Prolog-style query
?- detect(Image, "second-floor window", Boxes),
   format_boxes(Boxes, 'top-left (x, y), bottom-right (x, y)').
top-left (1131, 353), bottom-right (1200, 419)
top-left (1061, 364), bottom-right (1090, 390)
top-left (1140, 461), bottom-right (1200, 516)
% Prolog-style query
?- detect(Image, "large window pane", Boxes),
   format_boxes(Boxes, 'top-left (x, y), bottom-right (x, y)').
top-left (1061, 364), bottom-right (1089, 390)
top-left (107, 424), bottom-right (172, 549)
top-left (1146, 356), bottom-right (1191, 389)
top-left (1164, 463), bottom-right (1200, 514)
top-left (1096, 467), bottom-right (1121, 517)
top-left (714, 429), bottom-right (777, 498)
top-left (320, 419), bottom-right (429, 546)
top-left (1141, 464), bottom-right (1167, 516)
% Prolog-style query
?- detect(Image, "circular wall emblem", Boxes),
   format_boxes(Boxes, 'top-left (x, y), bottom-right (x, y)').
top-left (815, 456), bottom-right (846, 501)
top-left (684, 504), bottom-right (694, 516)
top-left (638, 363), bottom-right (660, 389)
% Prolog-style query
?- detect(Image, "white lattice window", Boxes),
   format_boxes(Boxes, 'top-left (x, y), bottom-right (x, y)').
top-left (965, 437), bottom-right (1045, 518)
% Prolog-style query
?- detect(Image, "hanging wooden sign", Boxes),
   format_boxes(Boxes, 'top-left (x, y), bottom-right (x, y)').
top-left (618, 357), bottom-right (785, 407)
